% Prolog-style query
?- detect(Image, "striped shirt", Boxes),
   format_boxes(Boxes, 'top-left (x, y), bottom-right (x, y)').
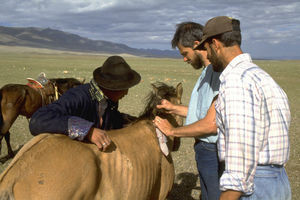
top-left (215, 53), bottom-right (290, 194)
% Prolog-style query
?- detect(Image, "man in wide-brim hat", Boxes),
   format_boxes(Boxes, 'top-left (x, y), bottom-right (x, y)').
top-left (30, 56), bottom-right (141, 150)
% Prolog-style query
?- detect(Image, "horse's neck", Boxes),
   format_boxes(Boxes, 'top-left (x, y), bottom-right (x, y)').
top-left (38, 83), bottom-right (56, 105)
top-left (43, 83), bottom-right (55, 96)
top-left (138, 107), bottom-right (157, 121)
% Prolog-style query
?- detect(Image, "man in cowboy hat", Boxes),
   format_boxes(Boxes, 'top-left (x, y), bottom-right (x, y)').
top-left (30, 56), bottom-right (141, 151)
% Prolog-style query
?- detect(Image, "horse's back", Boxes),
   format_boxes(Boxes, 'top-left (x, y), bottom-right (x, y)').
top-left (0, 134), bottom-right (101, 200)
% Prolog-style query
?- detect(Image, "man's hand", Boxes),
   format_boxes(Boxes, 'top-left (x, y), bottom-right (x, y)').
top-left (157, 99), bottom-right (188, 117)
top-left (156, 99), bottom-right (174, 113)
top-left (87, 127), bottom-right (111, 151)
top-left (153, 116), bottom-right (175, 136)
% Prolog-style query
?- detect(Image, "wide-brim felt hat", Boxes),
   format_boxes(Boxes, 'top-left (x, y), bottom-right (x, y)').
top-left (93, 56), bottom-right (141, 91)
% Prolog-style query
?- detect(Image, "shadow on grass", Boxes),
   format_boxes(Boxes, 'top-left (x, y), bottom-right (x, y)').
top-left (167, 172), bottom-right (200, 200)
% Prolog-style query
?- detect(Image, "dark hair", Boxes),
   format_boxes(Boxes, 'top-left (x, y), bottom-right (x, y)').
top-left (171, 22), bottom-right (203, 49)
top-left (207, 20), bottom-right (242, 47)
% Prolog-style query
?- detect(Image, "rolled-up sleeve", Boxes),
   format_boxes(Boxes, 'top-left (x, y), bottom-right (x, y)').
top-left (68, 116), bottom-right (93, 140)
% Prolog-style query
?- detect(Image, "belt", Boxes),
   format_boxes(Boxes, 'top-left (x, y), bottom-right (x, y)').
top-left (195, 138), bottom-right (204, 144)
top-left (194, 138), bottom-right (216, 145)
top-left (257, 164), bottom-right (283, 168)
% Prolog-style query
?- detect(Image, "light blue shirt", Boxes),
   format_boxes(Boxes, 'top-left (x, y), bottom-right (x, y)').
top-left (185, 64), bottom-right (220, 143)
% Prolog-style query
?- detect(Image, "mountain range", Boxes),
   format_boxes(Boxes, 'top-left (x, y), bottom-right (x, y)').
top-left (0, 26), bottom-right (180, 58)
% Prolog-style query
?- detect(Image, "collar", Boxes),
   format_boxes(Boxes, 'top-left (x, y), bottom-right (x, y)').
top-left (89, 79), bottom-right (105, 102)
top-left (203, 64), bottom-right (209, 72)
top-left (219, 53), bottom-right (252, 82)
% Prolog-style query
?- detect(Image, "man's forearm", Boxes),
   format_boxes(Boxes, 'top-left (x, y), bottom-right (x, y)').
top-left (157, 99), bottom-right (188, 117)
top-left (155, 99), bottom-right (217, 137)
top-left (172, 115), bottom-right (217, 137)
top-left (172, 100), bottom-right (217, 137)
top-left (171, 104), bottom-right (188, 117)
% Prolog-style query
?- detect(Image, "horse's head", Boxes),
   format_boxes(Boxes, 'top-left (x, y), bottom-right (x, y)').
top-left (50, 78), bottom-right (84, 97)
top-left (140, 82), bottom-right (183, 152)
top-left (150, 82), bottom-right (183, 127)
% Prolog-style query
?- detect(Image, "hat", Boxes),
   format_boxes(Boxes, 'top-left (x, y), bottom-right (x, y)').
top-left (194, 16), bottom-right (240, 50)
top-left (93, 56), bottom-right (141, 91)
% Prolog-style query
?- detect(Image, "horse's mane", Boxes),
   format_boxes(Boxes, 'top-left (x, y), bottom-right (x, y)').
top-left (138, 82), bottom-right (177, 121)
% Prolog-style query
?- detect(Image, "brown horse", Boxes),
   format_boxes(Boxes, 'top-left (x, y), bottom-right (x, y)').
top-left (0, 78), bottom-right (84, 158)
top-left (0, 82), bottom-right (183, 200)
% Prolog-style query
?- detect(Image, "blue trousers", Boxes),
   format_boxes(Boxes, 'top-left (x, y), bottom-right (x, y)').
top-left (194, 140), bottom-right (223, 200)
top-left (240, 165), bottom-right (291, 200)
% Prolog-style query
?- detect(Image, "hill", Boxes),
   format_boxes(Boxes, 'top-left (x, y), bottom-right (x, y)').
top-left (0, 26), bottom-right (179, 58)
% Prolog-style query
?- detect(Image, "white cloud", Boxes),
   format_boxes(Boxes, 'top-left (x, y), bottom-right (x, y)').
top-left (0, 0), bottom-right (299, 58)
top-left (64, 0), bottom-right (116, 12)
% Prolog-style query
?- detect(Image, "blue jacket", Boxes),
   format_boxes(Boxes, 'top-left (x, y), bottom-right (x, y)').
top-left (29, 83), bottom-right (128, 138)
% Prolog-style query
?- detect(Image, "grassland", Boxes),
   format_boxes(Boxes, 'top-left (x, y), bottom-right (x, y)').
top-left (0, 45), bottom-right (299, 199)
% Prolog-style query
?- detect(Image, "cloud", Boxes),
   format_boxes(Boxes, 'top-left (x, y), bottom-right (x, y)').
top-left (0, 0), bottom-right (299, 58)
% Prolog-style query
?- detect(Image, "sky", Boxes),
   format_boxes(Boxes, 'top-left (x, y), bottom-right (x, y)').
top-left (0, 0), bottom-right (299, 59)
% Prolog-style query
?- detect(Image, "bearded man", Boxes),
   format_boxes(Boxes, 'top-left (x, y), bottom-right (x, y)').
top-left (154, 22), bottom-right (222, 200)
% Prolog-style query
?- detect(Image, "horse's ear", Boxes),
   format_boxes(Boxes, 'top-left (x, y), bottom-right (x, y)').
top-left (176, 82), bottom-right (183, 99)
top-left (81, 78), bottom-right (85, 84)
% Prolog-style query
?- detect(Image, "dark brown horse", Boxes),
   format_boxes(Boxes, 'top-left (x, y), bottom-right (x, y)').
top-left (0, 82), bottom-right (183, 200)
top-left (0, 78), bottom-right (84, 158)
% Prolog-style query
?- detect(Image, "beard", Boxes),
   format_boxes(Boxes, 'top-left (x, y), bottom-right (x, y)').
top-left (191, 52), bottom-right (204, 70)
top-left (209, 46), bottom-right (224, 72)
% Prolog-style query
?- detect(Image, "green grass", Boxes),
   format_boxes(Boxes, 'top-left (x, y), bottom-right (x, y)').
top-left (0, 46), bottom-right (299, 199)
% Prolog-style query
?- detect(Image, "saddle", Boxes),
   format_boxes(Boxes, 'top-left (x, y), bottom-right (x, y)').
top-left (27, 72), bottom-right (58, 105)
top-left (27, 78), bottom-right (44, 89)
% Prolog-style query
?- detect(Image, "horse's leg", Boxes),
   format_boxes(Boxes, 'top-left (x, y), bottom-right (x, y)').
top-left (0, 132), bottom-right (14, 158)
top-left (1, 108), bottom-right (19, 158)
top-left (4, 131), bottom-right (14, 157)
top-left (1, 86), bottom-right (27, 158)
